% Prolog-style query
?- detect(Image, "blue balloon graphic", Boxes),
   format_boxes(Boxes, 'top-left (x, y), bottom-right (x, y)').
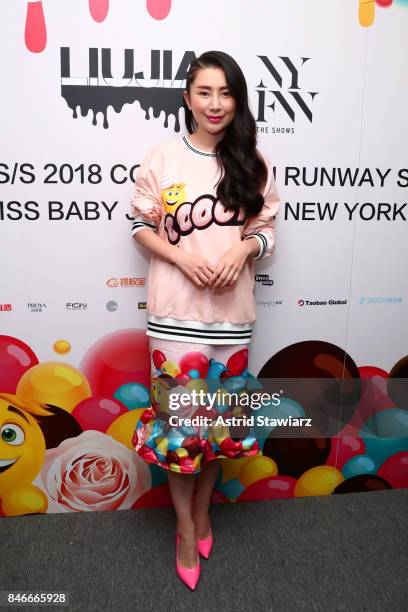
top-left (218, 477), bottom-right (245, 501)
top-left (223, 375), bottom-right (247, 393)
top-left (208, 361), bottom-right (226, 378)
top-left (342, 454), bottom-right (377, 479)
top-left (149, 463), bottom-right (169, 487)
top-left (246, 372), bottom-right (264, 391)
top-left (362, 408), bottom-right (408, 438)
top-left (113, 382), bottom-right (150, 410)
top-left (254, 396), bottom-right (306, 448)
top-left (360, 408), bottom-right (408, 467)
top-left (188, 368), bottom-right (200, 379)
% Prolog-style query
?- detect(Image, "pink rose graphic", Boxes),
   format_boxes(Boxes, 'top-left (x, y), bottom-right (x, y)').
top-left (33, 430), bottom-right (151, 512)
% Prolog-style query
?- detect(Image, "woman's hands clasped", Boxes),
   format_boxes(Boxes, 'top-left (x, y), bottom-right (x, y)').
top-left (173, 242), bottom-right (251, 289)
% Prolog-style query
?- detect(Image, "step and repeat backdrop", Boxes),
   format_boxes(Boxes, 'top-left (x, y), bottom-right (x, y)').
top-left (1, 1), bottom-right (407, 517)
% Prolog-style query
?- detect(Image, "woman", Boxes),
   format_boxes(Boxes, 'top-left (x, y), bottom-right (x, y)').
top-left (130, 50), bottom-right (280, 590)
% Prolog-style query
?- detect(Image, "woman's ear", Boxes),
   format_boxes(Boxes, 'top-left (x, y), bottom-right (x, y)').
top-left (183, 90), bottom-right (191, 110)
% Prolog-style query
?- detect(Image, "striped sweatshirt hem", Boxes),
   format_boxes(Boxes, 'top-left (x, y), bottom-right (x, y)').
top-left (146, 315), bottom-right (252, 345)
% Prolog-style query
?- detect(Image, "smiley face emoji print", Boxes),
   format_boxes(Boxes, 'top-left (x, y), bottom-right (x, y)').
top-left (161, 175), bottom-right (186, 214)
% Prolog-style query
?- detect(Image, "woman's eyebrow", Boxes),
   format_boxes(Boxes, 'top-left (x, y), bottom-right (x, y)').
top-left (195, 85), bottom-right (229, 90)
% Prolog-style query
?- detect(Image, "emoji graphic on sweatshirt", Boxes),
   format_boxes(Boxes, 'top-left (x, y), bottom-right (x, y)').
top-left (161, 175), bottom-right (186, 214)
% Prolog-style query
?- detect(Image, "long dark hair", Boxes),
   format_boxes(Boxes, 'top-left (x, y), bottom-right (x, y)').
top-left (183, 50), bottom-right (268, 218)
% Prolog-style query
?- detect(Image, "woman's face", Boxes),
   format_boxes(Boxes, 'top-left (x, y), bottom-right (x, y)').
top-left (183, 66), bottom-right (237, 136)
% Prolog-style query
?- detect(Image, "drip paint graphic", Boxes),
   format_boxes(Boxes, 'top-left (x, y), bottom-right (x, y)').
top-left (25, 1), bottom-right (47, 53)
top-left (63, 84), bottom-right (184, 130)
top-left (89, 0), bottom-right (110, 23)
top-left (147, 0), bottom-right (172, 20)
top-left (60, 48), bottom-right (193, 129)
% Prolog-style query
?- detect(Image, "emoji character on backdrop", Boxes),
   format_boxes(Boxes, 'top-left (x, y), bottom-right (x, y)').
top-left (161, 176), bottom-right (186, 215)
top-left (0, 393), bottom-right (52, 516)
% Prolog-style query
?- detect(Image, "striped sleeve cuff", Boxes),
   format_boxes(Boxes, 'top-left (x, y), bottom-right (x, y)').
top-left (244, 233), bottom-right (268, 260)
top-left (131, 215), bottom-right (158, 236)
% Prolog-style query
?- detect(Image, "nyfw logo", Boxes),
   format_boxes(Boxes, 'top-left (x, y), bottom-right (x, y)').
top-left (60, 49), bottom-right (318, 129)
top-left (256, 56), bottom-right (318, 124)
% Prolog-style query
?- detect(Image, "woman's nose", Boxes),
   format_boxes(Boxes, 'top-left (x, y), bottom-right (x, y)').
top-left (209, 96), bottom-right (221, 109)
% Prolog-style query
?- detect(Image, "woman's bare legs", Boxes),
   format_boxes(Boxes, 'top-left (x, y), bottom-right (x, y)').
top-left (167, 459), bottom-right (219, 567)
top-left (167, 470), bottom-right (198, 568)
top-left (192, 459), bottom-right (220, 539)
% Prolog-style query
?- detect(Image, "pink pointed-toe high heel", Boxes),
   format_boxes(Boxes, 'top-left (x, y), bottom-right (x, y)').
top-left (197, 524), bottom-right (213, 559)
top-left (176, 532), bottom-right (201, 591)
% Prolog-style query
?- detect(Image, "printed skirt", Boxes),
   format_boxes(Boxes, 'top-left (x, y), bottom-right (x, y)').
top-left (132, 337), bottom-right (260, 474)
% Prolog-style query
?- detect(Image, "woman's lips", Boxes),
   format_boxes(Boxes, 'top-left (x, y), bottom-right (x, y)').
top-left (207, 116), bottom-right (223, 123)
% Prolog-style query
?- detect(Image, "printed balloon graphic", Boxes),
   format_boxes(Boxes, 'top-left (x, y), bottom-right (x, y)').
top-left (326, 434), bottom-right (365, 469)
top-left (16, 362), bottom-right (91, 413)
top-left (238, 476), bottom-right (297, 501)
top-left (179, 352), bottom-right (209, 379)
top-left (262, 425), bottom-right (331, 479)
top-left (295, 466), bottom-right (344, 497)
top-left (80, 329), bottom-right (150, 397)
top-left (349, 366), bottom-right (393, 429)
top-left (238, 455), bottom-right (278, 487)
top-left (387, 354), bottom-right (408, 407)
top-left (360, 408), bottom-right (408, 467)
top-left (377, 452), bottom-right (408, 488)
top-left (114, 383), bottom-right (151, 410)
top-left (72, 397), bottom-right (128, 432)
top-left (133, 482), bottom-right (173, 508)
top-left (106, 409), bottom-right (146, 450)
top-left (341, 455), bottom-right (377, 479)
top-left (254, 396), bottom-right (305, 446)
top-left (258, 340), bottom-right (361, 433)
top-left (333, 474), bottom-right (391, 494)
top-left (0, 335), bottom-right (39, 393)
top-left (220, 457), bottom-right (248, 483)
top-left (53, 339), bottom-right (71, 355)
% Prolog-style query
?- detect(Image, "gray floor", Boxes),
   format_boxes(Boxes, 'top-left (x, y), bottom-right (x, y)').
top-left (1, 489), bottom-right (407, 612)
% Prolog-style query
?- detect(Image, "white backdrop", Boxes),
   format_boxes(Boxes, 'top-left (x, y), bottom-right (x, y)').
top-left (2, 1), bottom-right (406, 374)
top-left (1, 1), bottom-right (407, 514)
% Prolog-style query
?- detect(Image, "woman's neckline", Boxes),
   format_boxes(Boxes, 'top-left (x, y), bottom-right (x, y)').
top-left (182, 135), bottom-right (217, 157)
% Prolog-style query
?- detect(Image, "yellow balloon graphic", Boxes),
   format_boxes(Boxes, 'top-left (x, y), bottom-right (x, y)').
top-left (295, 465), bottom-right (344, 497)
top-left (161, 359), bottom-right (180, 377)
top-left (220, 457), bottom-right (248, 483)
top-left (239, 455), bottom-right (278, 487)
top-left (186, 378), bottom-right (208, 394)
top-left (16, 361), bottom-right (91, 413)
top-left (53, 339), bottom-right (71, 354)
top-left (106, 408), bottom-right (145, 450)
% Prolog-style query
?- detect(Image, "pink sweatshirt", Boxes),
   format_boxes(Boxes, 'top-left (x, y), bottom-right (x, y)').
top-left (131, 134), bottom-right (280, 345)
